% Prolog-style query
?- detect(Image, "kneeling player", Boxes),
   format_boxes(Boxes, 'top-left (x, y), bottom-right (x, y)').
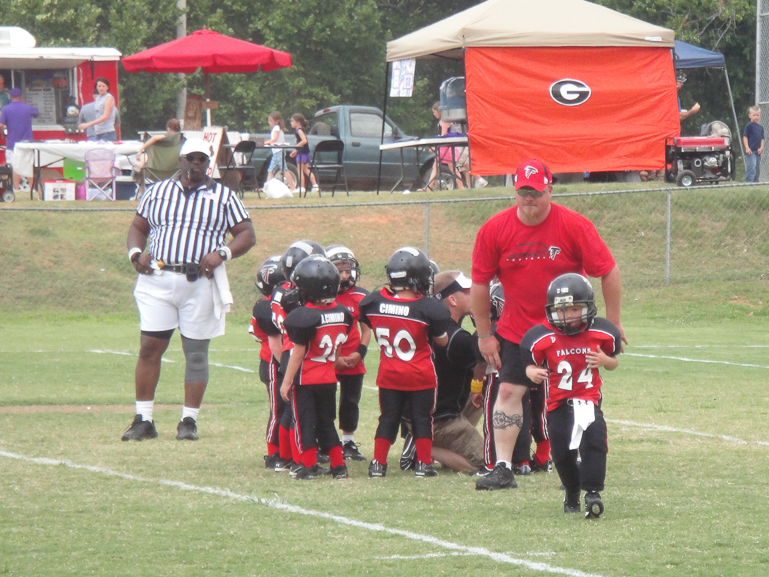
top-left (280, 256), bottom-right (353, 480)
top-left (520, 273), bottom-right (621, 518)
top-left (359, 247), bottom-right (450, 478)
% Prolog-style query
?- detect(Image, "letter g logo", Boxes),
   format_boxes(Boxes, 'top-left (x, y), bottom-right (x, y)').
top-left (549, 79), bottom-right (591, 106)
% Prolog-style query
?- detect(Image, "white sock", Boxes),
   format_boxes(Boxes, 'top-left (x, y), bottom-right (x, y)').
top-left (136, 400), bottom-right (154, 422)
top-left (181, 406), bottom-right (200, 422)
top-left (342, 434), bottom-right (354, 443)
top-left (498, 460), bottom-right (512, 470)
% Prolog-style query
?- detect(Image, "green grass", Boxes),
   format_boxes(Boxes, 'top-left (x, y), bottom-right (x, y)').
top-left (1, 292), bottom-right (768, 576)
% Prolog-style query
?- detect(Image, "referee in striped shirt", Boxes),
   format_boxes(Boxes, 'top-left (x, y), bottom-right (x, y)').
top-left (122, 138), bottom-right (256, 442)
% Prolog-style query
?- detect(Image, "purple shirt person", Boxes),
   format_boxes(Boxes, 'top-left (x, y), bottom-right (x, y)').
top-left (0, 87), bottom-right (39, 190)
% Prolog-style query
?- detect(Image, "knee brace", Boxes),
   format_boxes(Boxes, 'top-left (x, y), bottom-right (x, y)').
top-left (182, 337), bottom-right (210, 383)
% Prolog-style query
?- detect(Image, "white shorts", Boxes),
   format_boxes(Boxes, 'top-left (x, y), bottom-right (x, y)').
top-left (134, 272), bottom-right (225, 339)
top-left (5, 148), bottom-right (14, 167)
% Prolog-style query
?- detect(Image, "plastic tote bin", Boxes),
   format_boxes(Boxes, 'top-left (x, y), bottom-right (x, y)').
top-left (115, 177), bottom-right (137, 200)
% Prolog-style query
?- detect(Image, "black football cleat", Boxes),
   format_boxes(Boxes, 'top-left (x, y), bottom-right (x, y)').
top-left (564, 491), bottom-right (581, 514)
top-left (530, 457), bottom-right (553, 473)
top-left (584, 491), bottom-right (604, 519)
top-left (368, 460), bottom-right (387, 478)
top-left (343, 440), bottom-right (367, 461)
top-left (473, 465), bottom-right (494, 477)
top-left (273, 457), bottom-right (293, 472)
top-left (317, 451), bottom-right (331, 464)
top-left (121, 414), bottom-right (158, 441)
top-left (175, 417), bottom-right (199, 441)
top-left (414, 462), bottom-right (438, 478)
top-left (513, 462), bottom-right (532, 476)
top-left (475, 462), bottom-right (517, 490)
top-left (330, 464), bottom-right (349, 479)
top-left (264, 453), bottom-right (281, 469)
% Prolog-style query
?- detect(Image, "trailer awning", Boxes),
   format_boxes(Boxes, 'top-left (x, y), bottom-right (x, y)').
top-left (0, 47), bottom-right (121, 69)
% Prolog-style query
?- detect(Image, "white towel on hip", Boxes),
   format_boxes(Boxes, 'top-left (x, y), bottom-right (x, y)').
top-left (212, 263), bottom-right (233, 319)
top-left (570, 399), bottom-right (596, 450)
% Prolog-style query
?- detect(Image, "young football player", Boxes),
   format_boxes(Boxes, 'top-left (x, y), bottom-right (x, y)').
top-left (359, 247), bottom-right (450, 478)
top-left (280, 256), bottom-right (353, 480)
top-left (520, 273), bottom-right (621, 518)
top-left (271, 240), bottom-right (326, 473)
top-left (249, 255), bottom-right (286, 469)
top-left (325, 244), bottom-right (371, 461)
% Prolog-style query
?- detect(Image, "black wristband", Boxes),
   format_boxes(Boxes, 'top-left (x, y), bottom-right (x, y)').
top-left (356, 344), bottom-right (368, 359)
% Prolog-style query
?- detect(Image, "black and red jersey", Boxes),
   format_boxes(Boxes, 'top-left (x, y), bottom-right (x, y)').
top-left (250, 297), bottom-right (280, 362)
top-left (335, 285), bottom-right (370, 376)
top-left (359, 288), bottom-right (450, 391)
top-left (270, 281), bottom-right (300, 353)
top-left (520, 317), bottom-right (621, 411)
top-left (284, 301), bottom-right (353, 385)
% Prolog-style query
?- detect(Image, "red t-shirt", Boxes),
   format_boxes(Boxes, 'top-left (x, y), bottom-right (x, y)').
top-left (335, 286), bottom-right (370, 376)
top-left (359, 288), bottom-right (450, 391)
top-left (520, 318), bottom-right (622, 411)
top-left (284, 301), bottom-right (353, 385)
top-left (472, 203), bottom-right (616, 343)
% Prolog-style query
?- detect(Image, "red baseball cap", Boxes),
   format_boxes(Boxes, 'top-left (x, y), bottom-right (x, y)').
top-left (514, 159), bottom-right (555, 192)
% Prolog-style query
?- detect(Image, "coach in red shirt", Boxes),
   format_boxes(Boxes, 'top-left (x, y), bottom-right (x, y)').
top-left (471, 158), bottom-right (626, 491)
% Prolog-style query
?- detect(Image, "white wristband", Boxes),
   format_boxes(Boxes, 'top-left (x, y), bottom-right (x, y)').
top-left (128, 247), bottom-right (142, 262)
top-left (219, 246), bottom-right (232, 261)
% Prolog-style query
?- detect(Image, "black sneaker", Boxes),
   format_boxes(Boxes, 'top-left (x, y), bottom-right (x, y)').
top-left (289, 462), bottom-right (303, 478)
top-left (330, 464), bottom-right (349, 479)
top-left (513, 462), bottom-right (532, 476)
top-left (414, 461), bottom-right (438, 478)
top-left (294, 465), bottom-right (319, 480)
top-left (368, 460), bottom-right (387, 478)
top-left (121, 414), bottom-right (158, 441)
top-left (399, 433), bottom-right (416, 471)
top-left (317, 451), bottom-right (330, 464)
top-left (343, 440), bottom-right (366, 461)
top-left (474, 465), bottom-right (494, 477)
top-left (274, 457), bottom-right (293, 472)
top-left (584, 491), bottom-right (604, 519)
top-left (176, 417), bottom-right (199, 441)
top-left (564, 491), bottom-right (581, 514)
top-left (475, 462), bottom-right (517, 490)
top-left (530, 457), bottom-right (553, 473)
top-left (264, 453), bottom-right (281, 469)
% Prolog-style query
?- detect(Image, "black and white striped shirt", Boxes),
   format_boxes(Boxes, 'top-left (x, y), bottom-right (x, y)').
top-left (136, 176), bottom-right (250, 265)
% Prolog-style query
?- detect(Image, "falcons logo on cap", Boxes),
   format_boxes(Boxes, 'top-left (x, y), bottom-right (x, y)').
top-left (524, 165), bottom-right (539, 178)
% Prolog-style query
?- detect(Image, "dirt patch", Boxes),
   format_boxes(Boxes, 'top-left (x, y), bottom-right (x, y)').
top-left (0, 404), bottom-right (219, 414)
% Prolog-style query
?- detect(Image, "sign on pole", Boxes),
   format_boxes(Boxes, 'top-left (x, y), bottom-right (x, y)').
top-left (390, 59), bottom-right (416, 98)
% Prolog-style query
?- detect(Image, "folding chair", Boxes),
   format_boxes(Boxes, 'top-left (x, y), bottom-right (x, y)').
top-left (230, 140), bottom-right (259, 198)
top-left (136, 132), bottom-right (183, 199)
top-left (307, 139), bottom-right (348, 197)
top-left (84, 148), bottom-right (117, 201)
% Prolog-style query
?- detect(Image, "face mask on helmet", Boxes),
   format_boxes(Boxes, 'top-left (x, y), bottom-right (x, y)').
top-left (545, 273), bottom-right (597, 335)
top-left (281, 240), bottom-right (326, 281)
top-left (385, 247), bottom-right (432, 296)
top-left (325, 244), bottom-right (361, 293)
top-left (254, 255), bottom-right (285, 297)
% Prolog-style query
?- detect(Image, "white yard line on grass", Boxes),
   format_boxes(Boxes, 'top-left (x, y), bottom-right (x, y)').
top-left (0, 449), bottom-right (606, 577)
top-left (624, 352), bottom-right (769, 370)
top-left (607, 419), bottom-right (769, 447)
top-left (87, 349), bottom-right (255, 373)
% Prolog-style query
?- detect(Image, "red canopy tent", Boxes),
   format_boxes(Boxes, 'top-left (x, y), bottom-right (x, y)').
top-left (122, 29), bottom-right (291, 125)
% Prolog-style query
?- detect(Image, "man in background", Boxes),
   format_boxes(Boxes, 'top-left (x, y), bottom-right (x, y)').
top-left (0, 87), bottom-right (39, 191)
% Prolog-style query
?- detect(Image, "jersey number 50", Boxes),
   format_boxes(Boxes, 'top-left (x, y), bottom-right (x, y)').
top-left (375, 327), bottom-right (416, 362)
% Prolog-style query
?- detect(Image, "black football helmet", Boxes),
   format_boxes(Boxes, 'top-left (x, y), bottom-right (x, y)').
top-left (385, 247), bottom-right (433, 296)
top-left (280, 240), bottom-right (326, 281)
top-left (291, 255), bottom-right (341, 305)
top-left (254, 255), bottom-right (285, 297)
top-left (325, 244), bottom-right (360, 293)
top-left (489, 282), bottom-right (505, 324)
top-left (545, 273), bottom-right (597, 335)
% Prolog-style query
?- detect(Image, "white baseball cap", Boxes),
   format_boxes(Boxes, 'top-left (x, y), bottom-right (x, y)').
top-left (180, 138), bottom-right (214, 158)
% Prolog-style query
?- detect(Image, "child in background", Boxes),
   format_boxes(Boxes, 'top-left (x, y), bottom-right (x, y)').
top-left (520, 273), bottom-right (621, 519)
top-left (264, 112), bottom-right (289, 185)
top-left (289, 114), bottom-right (318, 195)
top-left (743, 105), bottom-right (765, 183)
top-left (280, 256), bottom-right (353, 480)
top-left (359, 247), bottom-right (450, 478)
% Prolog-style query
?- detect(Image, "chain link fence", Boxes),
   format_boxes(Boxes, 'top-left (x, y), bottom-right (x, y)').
top-left (757, 0), bottom-right (769, 177)
top-left (1, 183), bottom-right (767, 318)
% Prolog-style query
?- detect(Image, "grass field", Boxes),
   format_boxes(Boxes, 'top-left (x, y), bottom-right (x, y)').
top-left (1, 182), bottom-right (768, 576)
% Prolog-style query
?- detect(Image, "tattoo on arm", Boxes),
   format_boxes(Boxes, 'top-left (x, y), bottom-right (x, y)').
top-left (492, 411), bottom-right (523, 430)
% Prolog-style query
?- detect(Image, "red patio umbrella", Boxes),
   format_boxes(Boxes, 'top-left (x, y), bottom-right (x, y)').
top-left (122, 29), bottom-right (292, 124)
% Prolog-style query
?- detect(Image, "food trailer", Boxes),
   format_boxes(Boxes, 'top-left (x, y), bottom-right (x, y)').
top-left (0, 26), bottom-right (121, 164)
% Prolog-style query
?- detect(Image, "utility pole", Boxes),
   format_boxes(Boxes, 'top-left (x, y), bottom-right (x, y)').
top-left (176, 0), bottom-right (187, 122)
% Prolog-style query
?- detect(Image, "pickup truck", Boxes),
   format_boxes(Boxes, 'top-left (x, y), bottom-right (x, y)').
top-left (248, 105), bottom-right (435, 192)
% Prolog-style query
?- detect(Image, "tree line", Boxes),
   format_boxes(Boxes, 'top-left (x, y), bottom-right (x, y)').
top-left (0, 0), bottom-right (757, 138)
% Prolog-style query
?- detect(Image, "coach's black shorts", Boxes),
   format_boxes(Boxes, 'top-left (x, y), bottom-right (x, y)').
top-left (496, 334), bottom-right (536, 388)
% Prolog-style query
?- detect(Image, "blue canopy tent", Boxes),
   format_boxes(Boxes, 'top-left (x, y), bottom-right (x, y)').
top-left (673, 40), bottom-right (744, 162)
